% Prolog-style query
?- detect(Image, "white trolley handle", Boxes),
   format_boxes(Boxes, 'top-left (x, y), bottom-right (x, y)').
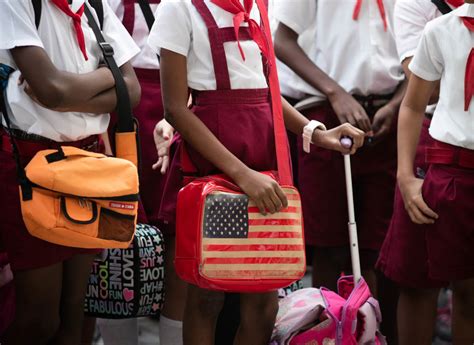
top-left (341, 137), bottom-right (362, 283)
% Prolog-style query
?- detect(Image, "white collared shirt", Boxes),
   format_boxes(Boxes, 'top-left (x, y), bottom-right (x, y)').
top-left (273, 0), bottom-right (404, 101)
top-left (410, 4), bottom-right (474, 149)
top-left (147, 0), bottom-right (268, 90)
top-left (394, 0), bottom-right (455, 63)
top-left (107, 0), bottom-right (160, 69)
top-left (0, 0), bottom-right (140, 142)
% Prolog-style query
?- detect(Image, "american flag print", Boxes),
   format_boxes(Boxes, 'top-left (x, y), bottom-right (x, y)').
top-left (200, 187), bottom-right (305, 280)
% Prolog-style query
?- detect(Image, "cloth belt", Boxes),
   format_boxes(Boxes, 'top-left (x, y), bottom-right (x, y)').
top-left (426, 140), bottom-right (474, 169)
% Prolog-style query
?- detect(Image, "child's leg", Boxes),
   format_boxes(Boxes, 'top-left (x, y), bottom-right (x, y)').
top-left (312, 247), bottom-right (342, 291)
top-left (397, 287), bottom-right (439, 345)
top-left (3, 263), bottom-right (63, 345)
top-left (452, 278), bottom-right (474, 344)
top-left (234, 291), bottom-right (278, 345)
top-left (52, 253), bottom-right (95, 345)
top-left (183, 284), bottom-right (225, 345)
top-left (161, 234), bottom-right (186, 345)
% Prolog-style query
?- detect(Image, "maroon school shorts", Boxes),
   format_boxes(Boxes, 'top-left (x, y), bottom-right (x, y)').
top-left (420, 163), bottom-right (474, 282)
top-left (0, 134), bottom-right (101, 271)
top-left (298, 102), bottom-right (397, 251)
top-left (377, 118), bottom-right (449, 288)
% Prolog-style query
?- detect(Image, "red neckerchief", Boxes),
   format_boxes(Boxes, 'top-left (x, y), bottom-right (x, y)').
top-left (462, 17), bottom-right (474, 111)
top-left (51, 0), bottom-right (88, 60)
top-left (353, 0), bottom-right (387, 31)
top-left (210, 0), bottom-right (269, 61)
top-left (447, 0), bottom-right (465, 7)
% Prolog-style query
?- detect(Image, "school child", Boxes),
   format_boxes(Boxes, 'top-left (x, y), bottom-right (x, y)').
top-left (96, 1), bottom-right (186, 344)
top-left (377, 0), bottom-right (463, 343)
top-left (386, 0), bottom-right (474, 343)
top-left (273, 0), bottom-right (404, 293)
top-left (0, 0), bottom-right (140, 343)
top-left (148, 0), bottom-right (365, 343)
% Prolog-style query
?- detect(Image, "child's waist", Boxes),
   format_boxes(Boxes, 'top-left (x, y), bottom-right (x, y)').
top-left (426, 140), bottom-right (474, 169)
top-left (191, 88), bottom-right (270, 106)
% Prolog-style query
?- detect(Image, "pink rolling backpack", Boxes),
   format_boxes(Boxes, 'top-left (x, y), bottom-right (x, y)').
top-left (271, 140), bottom-right (386, 345)
top-left (271, 278), bottom-right (385, 345)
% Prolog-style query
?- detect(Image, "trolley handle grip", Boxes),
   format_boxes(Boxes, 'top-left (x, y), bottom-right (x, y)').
top-left (340, 136), bottom-right (353, 150)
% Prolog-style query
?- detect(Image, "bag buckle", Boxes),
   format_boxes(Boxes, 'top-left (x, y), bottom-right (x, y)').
top-left (99, 42), bottom-right (115, 57)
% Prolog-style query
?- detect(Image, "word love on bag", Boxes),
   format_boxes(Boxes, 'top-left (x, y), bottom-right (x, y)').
top-left (84, 224), bottom-right (165, 318)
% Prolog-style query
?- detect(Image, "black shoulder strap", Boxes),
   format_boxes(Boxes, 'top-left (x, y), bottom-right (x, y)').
top-left (137, 0), bottom-right (156, 32)
top-left (431, 0), bottom-right (453, 15)
top-left (32, 0), bottom-right (42, 29)
top-left (89, 0), bottom-right (104, 29)
top-left (84, 3), bottom-right (134, 133)
top-left (32, 0), bottom-right (104, 29)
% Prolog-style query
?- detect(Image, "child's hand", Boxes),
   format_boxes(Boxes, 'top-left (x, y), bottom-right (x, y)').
top-left (398, 175), bottom-right (438, 224)
top-left (312, 123), bottom-right (365, 155)
top-left (328, 88), bottom-right (373, 133)
top-left (371, 104), bottom-right (396, 143)
top-left (233, 169), bottom-right (288, 215)
top-left (152, 119), bottom-right (174, 174)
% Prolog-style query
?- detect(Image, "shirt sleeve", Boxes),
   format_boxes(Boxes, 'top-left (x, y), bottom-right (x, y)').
top-left (409, 21), bottom-right (443, 81)
top-left (0, 0), bottom-right (44, 67)
top-left (100, 0), bottom-right (140, 67)
top-left (147, 0), bottom-right (192, 57)
top-left (394, 0), bottom-right (432, 63)
top-left (273, 0), bottom-right (316, 35)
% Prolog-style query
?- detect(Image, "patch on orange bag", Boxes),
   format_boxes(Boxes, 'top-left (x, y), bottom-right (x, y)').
top-left (109, 202), bottom-right (136, 210)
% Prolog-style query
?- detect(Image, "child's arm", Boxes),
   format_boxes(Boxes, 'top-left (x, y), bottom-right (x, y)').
top-left (397, 74), bottom-right (439, 224)
top-left (281, 97), bottom-right (365, 155)
top-left (274, 23), bottom-right (372, 133)
top-left (11, 46), bottom-right (140, 113)
top-left (161, 49), bottom-right (287, 215)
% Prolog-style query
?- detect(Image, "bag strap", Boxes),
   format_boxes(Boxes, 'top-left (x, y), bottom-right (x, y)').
top-left (255, 0), bottom-right (292, 185)
top-left (32, 0), bottom-right (42, 29)
top-left (137, 0), bottom-right (156, 32)
top-left (84, 3), bottom-right (135, 133)
top-left (0, 91), bottom-right (33, 200)
top-left (32, 0), bottom-right (104, 29)
top-left (431, 0), bottom-right (453, 15)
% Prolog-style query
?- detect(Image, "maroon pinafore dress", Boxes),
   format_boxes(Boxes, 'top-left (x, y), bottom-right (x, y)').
top-left (109, 0), bottom-right (164, 226)
top-left (158, 0), bottom-right (277, 229)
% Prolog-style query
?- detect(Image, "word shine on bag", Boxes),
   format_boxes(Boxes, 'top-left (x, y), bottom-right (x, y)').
top-left (175, 0), bottom-right (305, 292)
top-left (0, 2), bottom-right (140, 249)
top-left (84, 224), bottom-right (165, 318)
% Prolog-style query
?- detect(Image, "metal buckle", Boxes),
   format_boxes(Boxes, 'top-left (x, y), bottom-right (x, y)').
top-left (99, 42), bottom-right (115, 57)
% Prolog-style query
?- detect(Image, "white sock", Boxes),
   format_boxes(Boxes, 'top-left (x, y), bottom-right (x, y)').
top-left (97, 318), bottom-right (138, 345)
top-left (159, 315), bottom-right (183, 345)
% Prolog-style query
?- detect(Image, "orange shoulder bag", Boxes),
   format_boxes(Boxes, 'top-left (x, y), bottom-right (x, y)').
top-left (0, 4), bottom-right (140, 249)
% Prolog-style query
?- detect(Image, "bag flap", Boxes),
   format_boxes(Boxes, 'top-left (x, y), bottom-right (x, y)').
top-left (25, 147), bottom-right (139, 198)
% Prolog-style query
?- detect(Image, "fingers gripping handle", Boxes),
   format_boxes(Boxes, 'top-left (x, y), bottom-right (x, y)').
top-left (340, 136), bottom-right (362, 283)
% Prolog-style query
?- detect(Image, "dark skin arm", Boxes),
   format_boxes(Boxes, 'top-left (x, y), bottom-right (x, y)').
top-left (370, 78), bottom-right (407, 143)
top-left (274, 22), bottom-right (372, 133)
top-left (160, 49), bottom-right (364, 215)
top-left (11, 46), bottom-right (140, 113)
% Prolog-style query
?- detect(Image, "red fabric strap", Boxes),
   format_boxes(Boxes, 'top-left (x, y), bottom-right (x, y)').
top-left (462, 17), bottom-right (474, 111)
top-left (51, 0), bottom-right (88, 60)
top-left (122, 0), bottom-right (136, 35)
top-left (353, 0), bottom-right (387, 31)
top-left (253, 0), bottom-right (292, 185)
